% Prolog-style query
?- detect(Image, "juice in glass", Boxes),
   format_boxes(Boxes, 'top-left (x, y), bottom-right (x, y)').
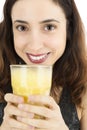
top-left (10, 65), bottom-right (52, 118)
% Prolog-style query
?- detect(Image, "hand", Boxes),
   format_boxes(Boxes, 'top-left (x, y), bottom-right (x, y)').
top-left (17, 95), bottom-right (69, 130)
top-left (1, 93), bottom-right (35, 130)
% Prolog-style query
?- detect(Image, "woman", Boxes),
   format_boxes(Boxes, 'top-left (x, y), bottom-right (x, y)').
top-left (0, 0), bottom-right (87, 130)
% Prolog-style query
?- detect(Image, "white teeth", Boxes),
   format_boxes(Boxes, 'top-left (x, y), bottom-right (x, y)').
top-left (30, 54), bottom-right (47, 61)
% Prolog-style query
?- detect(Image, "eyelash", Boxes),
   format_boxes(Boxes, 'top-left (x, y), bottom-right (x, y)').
top-left (44, 24), bottom-right (57, 31)
top-left (15, 24), bottom-right (57, 32)
top-left (16, 25), bottom-right (28, 32)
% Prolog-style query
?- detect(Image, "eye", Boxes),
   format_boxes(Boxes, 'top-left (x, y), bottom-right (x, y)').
top-left (16, 25), bottom-right (28, 32)
top-left (44, 24), bottom-right (56, 31)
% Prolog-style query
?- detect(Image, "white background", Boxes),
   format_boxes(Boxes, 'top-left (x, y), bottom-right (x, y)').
top-left (0, 0), bottom-right (87, 43)
top-left (0, 0), bottom-right (5, 21)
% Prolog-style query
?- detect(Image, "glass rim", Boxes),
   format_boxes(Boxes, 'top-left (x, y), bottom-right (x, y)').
top-left (10, 64), bottom-right (52, 68)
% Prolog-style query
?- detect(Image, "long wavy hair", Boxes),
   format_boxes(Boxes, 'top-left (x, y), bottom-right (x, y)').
top-left (0, 0), bottom-right (87, 105)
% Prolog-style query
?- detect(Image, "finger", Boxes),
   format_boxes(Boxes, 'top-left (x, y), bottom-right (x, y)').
top-left (4, 93), bottom-right (24, 104)
top-left (17, 117), bottom-right (49, 129)
top-left (4, 103), bottom-right (34, 118)
top-left (18, 103), bottom-right (58, 119)
top-left (16, 117), bottom-right (60, 129)
top-left (3, 115), bottom-right (34, 130)
top-left (28, 95), bottom-right (59, 110)
top-left (11, 128), bottom-right (34, 130)
top-left (8, 117), bottom-right (34, 130)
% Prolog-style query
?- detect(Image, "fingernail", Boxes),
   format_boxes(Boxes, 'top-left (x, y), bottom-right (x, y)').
top-left (28, 113), bottom-right (34, 118)
top-left (29, 125), bottom-right (34, 130)
top-left (18, 97), bottom-right (24, 103)
top-left (18, 104), bottom-right (24, 109)
top-left (28, 95), bottom-right (34, 101)
top-left (17, 116), bottom-right (22, 121)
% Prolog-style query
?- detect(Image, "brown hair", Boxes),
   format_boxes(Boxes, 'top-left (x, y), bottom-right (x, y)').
top-left (0, 0), bottom-right (87, 105)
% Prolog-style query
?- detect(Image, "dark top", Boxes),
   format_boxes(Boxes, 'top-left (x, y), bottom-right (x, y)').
top-left (0, 88), bottom-right (80, 129)
top-left (59, 88), bottom-right (80, 130)
top-left (0, 102), bottom-right (6, 125)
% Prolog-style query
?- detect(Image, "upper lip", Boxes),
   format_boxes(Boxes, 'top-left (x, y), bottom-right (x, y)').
top-left (26, 52), bottom-right (50, 56)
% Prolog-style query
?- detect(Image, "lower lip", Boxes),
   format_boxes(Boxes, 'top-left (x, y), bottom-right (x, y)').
top-left (26, 54), bottom-right (49, 64)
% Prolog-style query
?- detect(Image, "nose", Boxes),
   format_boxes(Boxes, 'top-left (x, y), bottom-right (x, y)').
top-left (27, 31), bottom-right (43, 51)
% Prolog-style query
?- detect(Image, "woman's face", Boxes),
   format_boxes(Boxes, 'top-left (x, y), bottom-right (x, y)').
top-left (11, 0), bottom-right (67, 65)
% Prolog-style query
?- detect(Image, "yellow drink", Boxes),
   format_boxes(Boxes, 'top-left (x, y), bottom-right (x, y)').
top-left (10, 65), bottom-right (52, 118)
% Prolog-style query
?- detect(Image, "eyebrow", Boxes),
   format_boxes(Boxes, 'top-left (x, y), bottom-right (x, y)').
top-left (39, 19), bottom-right (60, 24)
top-left (13, 20), bottom-right (28, 24)
top-left (13, 19), bottom-right (60, 24)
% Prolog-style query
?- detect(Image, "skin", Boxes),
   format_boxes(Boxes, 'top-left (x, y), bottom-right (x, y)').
top-left (1, 0), bottom-right (87, 130)
top-left (12, 0), bottom-right (67, 65)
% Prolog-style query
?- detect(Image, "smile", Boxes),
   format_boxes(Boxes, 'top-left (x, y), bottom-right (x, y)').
top-left (26, 53), bottom-right (50, 64)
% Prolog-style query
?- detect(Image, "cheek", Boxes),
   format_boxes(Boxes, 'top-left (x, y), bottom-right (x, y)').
top-left (13, 34), bottom-right (27, 50)
top-left (45, 35), bottom-right (66, 51)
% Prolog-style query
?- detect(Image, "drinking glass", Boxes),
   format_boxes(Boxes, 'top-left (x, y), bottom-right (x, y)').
top-left (10, 64), bottom-right (52, 118)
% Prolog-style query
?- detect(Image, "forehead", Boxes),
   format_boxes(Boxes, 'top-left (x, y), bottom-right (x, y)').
top-left (11, 0), bottom-right (66, 22)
